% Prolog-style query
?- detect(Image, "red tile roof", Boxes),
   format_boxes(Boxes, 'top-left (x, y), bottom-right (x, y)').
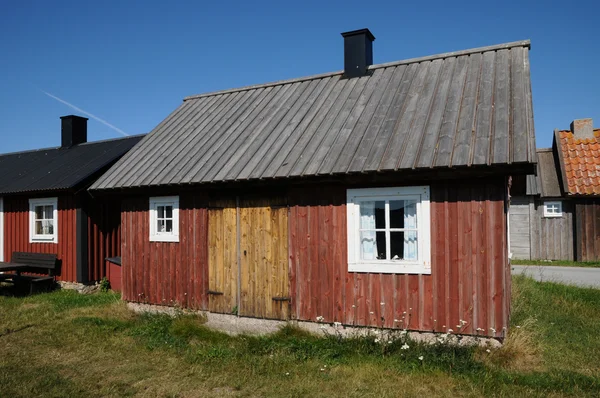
top-left (557, 129), bottom-right (600, 195)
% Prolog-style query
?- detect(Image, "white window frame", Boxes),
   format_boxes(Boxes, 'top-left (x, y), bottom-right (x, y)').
top-left (543, 200), bottom-right (563, 218)
top-left (149, 196), bottom-right (180, 242)
top-left (29, 197), bottom-right (58, 243)
top-left (347, 186), bottom-right (431, 274)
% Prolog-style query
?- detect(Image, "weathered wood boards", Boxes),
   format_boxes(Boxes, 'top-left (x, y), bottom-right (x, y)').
top-left (207, 197), bottom-right (290, 320)
top-left (509, 196), bottom-right (574, 261)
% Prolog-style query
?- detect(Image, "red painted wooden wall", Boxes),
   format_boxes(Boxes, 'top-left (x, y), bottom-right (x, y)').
top-left (106, 259), bottom-right (122, 291)
top-left (2, 195), bottom-right (123, 283)
top-left (121, 195), bottom-right (209, 309)
top-left (120, 178), bottom-right (510, 338)
top-left (2, 195), bottom-right (77, 282)
top-left (288, 179), bottom-right (510, 338)
top-left (86, 199), bottom-right (121, 281)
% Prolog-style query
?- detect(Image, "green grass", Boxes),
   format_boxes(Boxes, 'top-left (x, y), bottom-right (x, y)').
top-left (0, 277), bottom-right (599, 397)
top-left (512, 259), bottom-right (600, 268)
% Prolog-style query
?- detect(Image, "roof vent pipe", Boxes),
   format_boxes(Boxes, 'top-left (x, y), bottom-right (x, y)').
top-left (60, 115), bottom-right (88, 148)
top-left (570, 118), bottom-right (594, 139)
top-left (341, 28), bottom-right (375, 78)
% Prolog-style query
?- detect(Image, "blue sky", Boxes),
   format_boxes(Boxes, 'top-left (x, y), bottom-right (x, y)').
top-left (0, 0), bottom-right (597, 153)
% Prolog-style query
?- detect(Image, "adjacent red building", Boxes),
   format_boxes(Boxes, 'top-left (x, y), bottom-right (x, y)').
top-left (0, 116), bottom-right (143, 283)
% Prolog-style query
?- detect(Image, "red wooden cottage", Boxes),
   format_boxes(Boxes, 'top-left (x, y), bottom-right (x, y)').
top-left (0, 116), bottom-right (143, 283)
top-left (91, 30), bottom-right (536, 338)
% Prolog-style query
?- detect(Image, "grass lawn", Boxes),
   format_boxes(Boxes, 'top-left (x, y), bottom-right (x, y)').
top-left (511, 259), bottom-right (600, 268)
top-left (0, 276), bottom-right (599, 397)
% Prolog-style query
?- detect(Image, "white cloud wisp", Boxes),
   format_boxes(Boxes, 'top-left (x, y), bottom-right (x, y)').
top-left (40, 89), bottom-right (129, 137)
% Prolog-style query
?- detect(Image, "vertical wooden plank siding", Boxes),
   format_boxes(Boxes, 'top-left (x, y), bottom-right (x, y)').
top-left (2, 195), bottom-right (77, 282)
top-left (121, 195), bottom-right (209, 310)
top-left (86, 198), bottom-right (122, 281)
top-left (238, 199), bottom-right (289, 320)
top-left (575, 200), bottom-right (600, 261)
top-left (207, 199), bottom-right (238, 314)
top-left (289, 180), bottom-right (509, 337)
top-left (120, 179), bottom-right (509, 337)
top-left (528, 199), bottom-right (574, 261)
top-left (509, 196), bottom-right (532, 260)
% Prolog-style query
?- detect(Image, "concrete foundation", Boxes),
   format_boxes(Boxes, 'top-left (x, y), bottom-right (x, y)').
top-left (127, 302), bottom-right (502, 348)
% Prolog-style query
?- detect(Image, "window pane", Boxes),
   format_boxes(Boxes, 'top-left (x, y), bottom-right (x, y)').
top-left (391, 231), bottom-right (418, 260)
top-left (157, 205), bottom-right (165, 219)
top-left (44, 220), bottom-right (54, 235)
top-left (376, 231), bottom-right (386, 259)
top-left (43, 205), bottom-right (53, 219)
top-left (390, 200), bottom-right (417, 229)
top-left (166, 220), bottom-right (173, 232)
top-left (360, 230), bottom-right (387, 260)
top-left (359, 201), bottom-right (385, 230)
top-left (165, 206), bottom-right (173, 219)
top-left (35, 206), bottom-right (44, 220)
top-left (157, 219), bottom-right (165, 233)
top-left (35, 220), bottom-right (44, 234)
top-left (36, 220), bottom-right (53, 235)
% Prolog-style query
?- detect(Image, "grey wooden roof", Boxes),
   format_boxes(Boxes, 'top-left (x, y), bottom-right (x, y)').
top-left (533, 148), bottom-right (562, 198)
top-left (91, 40), bottom-right (535, 191)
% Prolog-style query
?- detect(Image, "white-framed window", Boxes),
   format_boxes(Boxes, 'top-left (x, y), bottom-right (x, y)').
top-left (543, 201), bottom-right (562, 218)
top-left (149, 196), bottom-right (179, 242)
top-left (347, 186), bottom-right (431, 274)
top-left (29, 198), bottom-right (58, 243)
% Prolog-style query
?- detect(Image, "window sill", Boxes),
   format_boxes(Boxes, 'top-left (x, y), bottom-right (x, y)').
top-left (349, 262), bottom-right (431, 275)
top-left (149, 235), bottom-right (179, 243)
top-left (29, 238), bottom-right (57, 244)
top-left (543, 214), bottom-right (563, 218)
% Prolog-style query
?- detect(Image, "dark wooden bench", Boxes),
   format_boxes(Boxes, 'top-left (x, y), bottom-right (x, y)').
top-left (0, 252), bottom-right (58, 294)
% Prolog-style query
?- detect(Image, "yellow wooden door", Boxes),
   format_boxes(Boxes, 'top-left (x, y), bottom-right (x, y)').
top-left (239, 198), bottom-right (290, 320)
top-left (207, 199), bottom-right (238, 314)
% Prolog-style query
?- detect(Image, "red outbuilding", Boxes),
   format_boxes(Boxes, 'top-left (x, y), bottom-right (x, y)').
top-left (0, 116), bottom-right (143, 283)
top-left (91, 30), bottom-right (536, 338)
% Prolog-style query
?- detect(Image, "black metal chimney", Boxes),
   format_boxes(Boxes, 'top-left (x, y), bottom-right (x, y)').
top-left (341, 28), bottom-right (375, 78)
top-left (60, 115), bottom-right (88, 148)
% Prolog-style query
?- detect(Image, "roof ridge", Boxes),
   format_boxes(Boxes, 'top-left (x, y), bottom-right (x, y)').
top-left (183, 40), bottom-right (531, 101)
top-left (0, 134), bottom-right (145, 158)
top-left (77, 133), bottom-right (146, 146)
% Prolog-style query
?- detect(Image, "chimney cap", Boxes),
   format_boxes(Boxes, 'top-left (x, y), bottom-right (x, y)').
top-left (60, 115), bottom-right (89, 121)
top-left (341, 28), bottom-right (376, 41)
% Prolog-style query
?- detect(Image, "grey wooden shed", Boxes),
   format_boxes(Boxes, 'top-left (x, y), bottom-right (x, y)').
top-left (510, 148), bottom-right (574, 260)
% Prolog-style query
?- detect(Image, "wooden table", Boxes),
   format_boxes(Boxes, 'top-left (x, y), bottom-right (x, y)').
top-left (0, 263), bottom-right (31, 276)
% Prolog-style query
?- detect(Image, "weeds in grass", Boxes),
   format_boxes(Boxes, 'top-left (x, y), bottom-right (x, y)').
top-left (1, 278), bottom-right (600, 397)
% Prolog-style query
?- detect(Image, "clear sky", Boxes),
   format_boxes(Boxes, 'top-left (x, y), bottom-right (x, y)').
top-left (0, 0), bottom-right (597, 153)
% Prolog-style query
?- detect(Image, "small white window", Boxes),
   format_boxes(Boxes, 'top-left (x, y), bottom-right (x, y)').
top-left (29, 198), bottom-right (58, 243)
top-left (149, 196), bottom-right (179, 242)
top-left (543, 201), bottom-right (562, 217)
top-left (347, 186), bottom-right (431, 274)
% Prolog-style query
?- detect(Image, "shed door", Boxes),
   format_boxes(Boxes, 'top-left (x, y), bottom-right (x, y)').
top-left (239, 198), bottom-right (289, 320)
top-left (207, 199), bottom-right (238, 314)
top-left (509, 196), bottom-right (532, 260)
top-left (207, 197), bottom-right (290, 320)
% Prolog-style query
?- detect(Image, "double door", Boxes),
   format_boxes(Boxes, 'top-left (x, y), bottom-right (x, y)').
top-left (207, 197), bottom-right (289, 320)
